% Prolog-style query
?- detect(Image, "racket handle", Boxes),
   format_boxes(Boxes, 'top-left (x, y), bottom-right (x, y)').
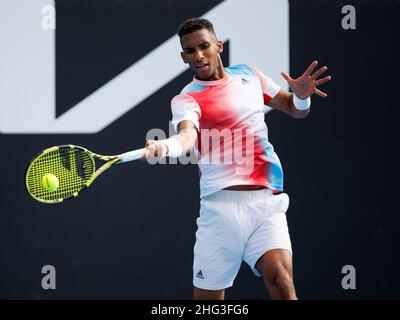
top-left (119, 148), bottom-right (147, 163)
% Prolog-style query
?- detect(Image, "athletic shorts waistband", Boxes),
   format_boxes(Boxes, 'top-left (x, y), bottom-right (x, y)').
top-left (204, 187), bottom-right (273, 203)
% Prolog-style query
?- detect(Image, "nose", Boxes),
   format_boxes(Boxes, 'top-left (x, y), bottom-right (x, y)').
top-left (194, 49), bottom-right (204, 61)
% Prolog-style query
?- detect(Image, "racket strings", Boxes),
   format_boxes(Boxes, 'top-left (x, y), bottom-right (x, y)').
top-left (26, 147), bottom-right (94, 202)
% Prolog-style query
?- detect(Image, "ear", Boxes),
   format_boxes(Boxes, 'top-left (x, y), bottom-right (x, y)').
top-left (180, 52), bottom-right (188, 64)
top-left (217, 40), bottom-right (223, 54)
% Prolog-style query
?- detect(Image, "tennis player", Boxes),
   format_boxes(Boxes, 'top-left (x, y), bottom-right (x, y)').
top-left (144, 18), bottom-right (331, 300)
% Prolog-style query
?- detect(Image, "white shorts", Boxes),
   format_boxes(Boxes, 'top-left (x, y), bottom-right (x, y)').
top-left (193, 188), bottom-right (292, 290)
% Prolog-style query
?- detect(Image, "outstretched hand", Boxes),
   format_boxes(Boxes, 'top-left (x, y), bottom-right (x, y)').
top-left (281, 61), bottom-right (331, 99)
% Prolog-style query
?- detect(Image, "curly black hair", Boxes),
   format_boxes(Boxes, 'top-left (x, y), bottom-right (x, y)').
top-left (177, 18), bottom-right (216, 38)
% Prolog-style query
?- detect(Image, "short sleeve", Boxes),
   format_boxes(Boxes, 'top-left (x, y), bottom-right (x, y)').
top-left (171, 94), bottom-right (201, 132)
top-left (249, 66), bottom-right (281, 104)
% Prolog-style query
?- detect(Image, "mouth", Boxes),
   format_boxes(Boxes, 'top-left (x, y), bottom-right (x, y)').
top-left (195, 63), bottom-right (209, 72)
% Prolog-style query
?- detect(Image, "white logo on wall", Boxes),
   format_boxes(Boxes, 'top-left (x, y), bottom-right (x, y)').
top-left (0, 0), bottom-right (288, 134)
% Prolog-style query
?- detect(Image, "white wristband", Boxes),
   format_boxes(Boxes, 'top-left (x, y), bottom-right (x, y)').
top-left (160, 138), bottom-right (182, 158)
top-left (293, 94), bottom-right (311, 110)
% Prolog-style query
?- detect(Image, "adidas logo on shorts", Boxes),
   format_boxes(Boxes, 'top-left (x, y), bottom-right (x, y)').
top-left (196, 270), bottom-right (204, 279)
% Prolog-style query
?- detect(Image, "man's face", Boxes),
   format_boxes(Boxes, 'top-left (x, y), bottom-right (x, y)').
top-left (180, 29), bottom-right (223, 81)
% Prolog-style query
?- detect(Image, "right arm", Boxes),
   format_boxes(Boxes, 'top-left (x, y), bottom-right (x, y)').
top-left (144, 120), bottom-right (198, 159)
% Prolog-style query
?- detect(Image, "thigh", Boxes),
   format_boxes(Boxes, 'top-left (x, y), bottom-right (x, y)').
top-left (255, 248), bottom-right (293, 279)
top-left (243, 193), bottom-right (292, 276)
top-left (193, 197), bottom-right (244, 290)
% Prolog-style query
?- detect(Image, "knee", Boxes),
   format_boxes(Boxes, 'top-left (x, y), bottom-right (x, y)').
top-left (267, 272), bottom-right (295, 299)
top-left (273, 272), bottom-right (292, 290)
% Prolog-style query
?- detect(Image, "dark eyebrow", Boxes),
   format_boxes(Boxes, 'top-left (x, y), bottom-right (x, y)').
top-left (183, 41), bottom-right (211, 51)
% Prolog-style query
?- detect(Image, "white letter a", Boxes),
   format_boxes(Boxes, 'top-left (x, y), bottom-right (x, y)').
top-left (341, 265), bottom-right (356, 290)
top-left (341, 5), bottom-right (356, 30)
top-left (41, 265), bottom-right (56, 290)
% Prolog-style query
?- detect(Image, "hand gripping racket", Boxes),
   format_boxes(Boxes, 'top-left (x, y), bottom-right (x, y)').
top-left (25, 145), bottom-right (147, 204)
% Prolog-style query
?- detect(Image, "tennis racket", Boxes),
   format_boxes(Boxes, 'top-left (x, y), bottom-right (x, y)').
top-left (25, 144), bottom-right (147, 204)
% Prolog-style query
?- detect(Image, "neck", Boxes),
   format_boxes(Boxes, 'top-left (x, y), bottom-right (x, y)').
top-left (212, 55), bottom-right (225, 80)
top-left (213, 64), bottom-right (225, 80)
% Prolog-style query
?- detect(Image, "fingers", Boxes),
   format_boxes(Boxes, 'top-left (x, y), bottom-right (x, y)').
top-left (141, 140), bottom-right (154, 160)
top-left (280, 71), bottom-right (293, 83)
top-left (315, 75), bottom-right (332, 86)
top-left (144, 140), bottom-right (155, 148)
top-left (143, 140), bottom-right (167, 160)
top-left (315, 88), bottom-right (328, 97)
top-left (140, 144), bottom-right (153, 161)
top-left (145, 140), bottom-right (159, 158)
top-left (303, 60), bottom-right (318, 77)
top-left (310, 66), bottom-right (328, 80)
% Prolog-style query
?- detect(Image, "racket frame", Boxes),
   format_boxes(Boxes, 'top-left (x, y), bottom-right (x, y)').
top-left (25, 145), bottom-right (120, 204)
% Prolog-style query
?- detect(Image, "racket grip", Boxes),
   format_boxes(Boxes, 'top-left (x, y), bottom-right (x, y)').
top-left (119, 148), bottom-right (147, 163)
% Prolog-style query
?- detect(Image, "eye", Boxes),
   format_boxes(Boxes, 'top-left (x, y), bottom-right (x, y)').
top-left (184, 49), bottom-right (194, 54)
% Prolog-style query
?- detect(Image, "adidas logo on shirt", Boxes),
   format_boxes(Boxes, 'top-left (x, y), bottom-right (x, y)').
top-left (196, 270), bottom-right (204, 279)
top-left (241, 78), bottom-right (249, 85)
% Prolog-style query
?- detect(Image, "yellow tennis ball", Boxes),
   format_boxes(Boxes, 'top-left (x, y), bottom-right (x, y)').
top-left (43, 174), bottom-right (59, 192)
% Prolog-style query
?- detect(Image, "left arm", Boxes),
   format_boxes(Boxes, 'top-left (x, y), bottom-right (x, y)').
top-left (268, 89), bottom-right (310, 119)
top-left (268, 60), bottom-right (331, 118)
